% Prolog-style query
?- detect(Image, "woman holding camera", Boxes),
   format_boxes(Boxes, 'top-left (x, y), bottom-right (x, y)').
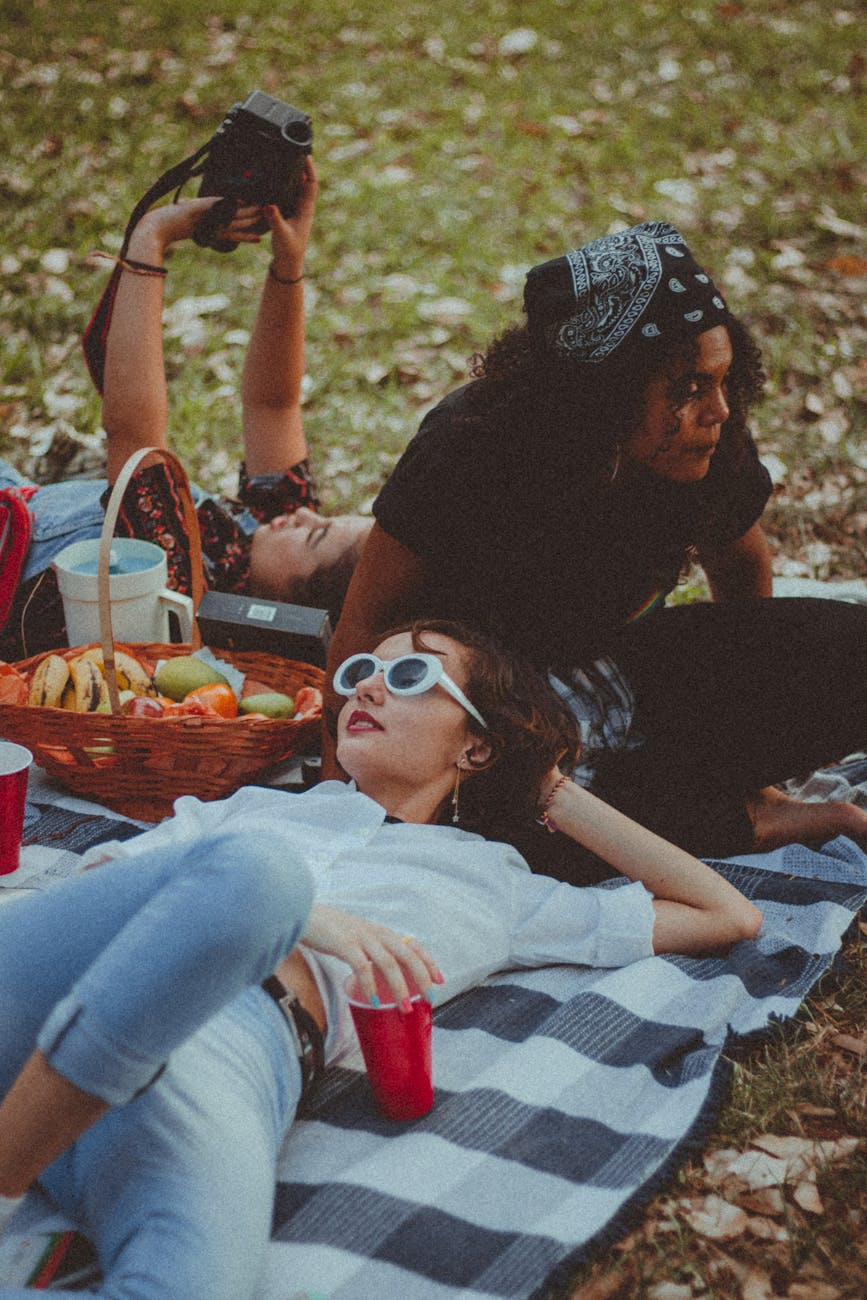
top-left (0, 158), bottom-right (371, 661)
top-left (0, 617), bottom-right (760, 1298)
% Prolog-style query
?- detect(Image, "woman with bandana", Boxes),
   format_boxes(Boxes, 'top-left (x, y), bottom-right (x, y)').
top-left (325, 223), bottom-right (867, 871)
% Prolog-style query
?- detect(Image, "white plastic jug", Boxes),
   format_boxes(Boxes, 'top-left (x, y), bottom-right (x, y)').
top-left (52, 538), bottom-right (194, 646)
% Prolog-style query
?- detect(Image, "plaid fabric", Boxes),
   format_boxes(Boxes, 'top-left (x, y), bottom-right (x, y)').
top-left (550, 656), bottom-right (638, 786)
top-left (4, 770), bottom-right (866, 1300)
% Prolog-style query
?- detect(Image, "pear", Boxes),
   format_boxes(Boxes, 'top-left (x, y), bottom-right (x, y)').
top-left (239, 692), bottom-right (295, 719)
top-left (153, 656), bottom-right (230, 703)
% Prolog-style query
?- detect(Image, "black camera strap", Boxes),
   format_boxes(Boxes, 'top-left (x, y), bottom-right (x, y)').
top-left (82, 141), bottom-right (213, 394)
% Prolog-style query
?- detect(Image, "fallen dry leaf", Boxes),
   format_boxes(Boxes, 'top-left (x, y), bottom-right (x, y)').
top-left (704, 1147), bottom-right (792, 1191)
top-left (647, 1284), bottom-right (692, 1300)
top-left (745, 1214), bottom-right (788, 1241)
top-left (755, 1134), bottom-right (860, 1163)
top-left (740, 1186), bottom-right (785, 1216)
top-left (792, 1180), bottom-right (825, 1215)
top-left (828, 1032), bottom-right (867, 1056)
top-left (787, 1283), bottom-right (841, 1300)
top-left (827, 254), bottom-right (867, 277)
top-left (751, 1134), bottom-right (818, 1160)
top-left (740, 1267), bottom-right (776, 1300)
top-left (682, 1194), bottom-right (749, 1240)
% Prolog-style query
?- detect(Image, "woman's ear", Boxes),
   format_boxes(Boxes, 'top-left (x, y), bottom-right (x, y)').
top-left (461, 737), bottom-right (495, 771)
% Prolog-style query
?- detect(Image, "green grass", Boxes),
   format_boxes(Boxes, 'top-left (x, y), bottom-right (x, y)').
top-left (2, 1), bottom-right (865, 533)
top-left (2, 2), bottom-right (866, 1293)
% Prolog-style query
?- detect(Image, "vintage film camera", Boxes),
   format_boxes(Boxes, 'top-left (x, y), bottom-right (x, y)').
top-left (195, 91), bottom-right (313, 251)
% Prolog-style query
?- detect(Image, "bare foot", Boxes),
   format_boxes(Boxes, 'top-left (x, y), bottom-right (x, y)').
top-left (747, 786), bottom-right (867, 851)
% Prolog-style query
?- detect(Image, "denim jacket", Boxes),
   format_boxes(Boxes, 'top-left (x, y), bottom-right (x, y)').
top-left (0, 461), bottom-right (208, 584)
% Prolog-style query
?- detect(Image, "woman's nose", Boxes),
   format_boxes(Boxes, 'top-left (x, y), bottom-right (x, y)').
top-left (701, 385), bottom-right (729, 425)
top-left (356, 670), bottom-right (386, 701)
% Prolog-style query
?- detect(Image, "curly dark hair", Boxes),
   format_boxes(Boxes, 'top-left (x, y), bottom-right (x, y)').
top-left (461, 314), bottom-right (766, 486)
top-left (392, 618), bottom-right (582, 838)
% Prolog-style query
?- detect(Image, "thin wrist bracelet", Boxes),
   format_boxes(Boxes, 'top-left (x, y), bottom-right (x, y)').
top-left (268, 261), bottom-right (304, 285)
top-left (536, 773), bottom-right (570, 834)
top-left (89, 251), bottom-right (167, 277)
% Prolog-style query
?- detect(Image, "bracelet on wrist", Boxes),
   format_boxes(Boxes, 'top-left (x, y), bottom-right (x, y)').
top-left (89, 251), bottom-right (167, 278)
top-left (268, 261), bottom-right (304, 285)
top-left (535, 773), bottom-right (570, 834)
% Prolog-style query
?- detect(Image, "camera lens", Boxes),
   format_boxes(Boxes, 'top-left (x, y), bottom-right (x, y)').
top-left (281, 120), bottom-right (313, 147)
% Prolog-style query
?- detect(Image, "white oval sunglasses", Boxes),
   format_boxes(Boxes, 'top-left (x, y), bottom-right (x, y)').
top-left (333, 652), bottom-right (488, 729)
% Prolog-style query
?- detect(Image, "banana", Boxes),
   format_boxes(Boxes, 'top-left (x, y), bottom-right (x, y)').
top-left (28, 654), bottom-right (70, 708)
top-left (114, 650), bottom-right (156, 696)
top-left (70, 648), bottom-right (155, 696)
top-left (68, 656), bottom-right (109, 713)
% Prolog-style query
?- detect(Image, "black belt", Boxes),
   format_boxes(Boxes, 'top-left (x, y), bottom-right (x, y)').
top-left (262, 974), bottom-right (326, 1106)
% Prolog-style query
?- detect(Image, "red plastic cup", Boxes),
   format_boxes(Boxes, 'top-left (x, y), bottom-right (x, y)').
top-left (345, 970), bottom-right (434, 1121)
top-left (0, 741), bottom-right (32, 875)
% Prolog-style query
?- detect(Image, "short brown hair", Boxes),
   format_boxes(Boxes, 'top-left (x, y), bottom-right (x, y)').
top-left (392, 618), bottom-right (582, 836)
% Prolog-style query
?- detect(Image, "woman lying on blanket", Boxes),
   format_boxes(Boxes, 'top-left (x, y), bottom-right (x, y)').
top-left (0, 619), bottom-right (761, 1299)
top-left (0, 156), bottom-right (371, 661)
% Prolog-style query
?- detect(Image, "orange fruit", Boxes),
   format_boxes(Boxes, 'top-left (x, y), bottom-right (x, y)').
top-left (182, 682), bottom-right (238, 718)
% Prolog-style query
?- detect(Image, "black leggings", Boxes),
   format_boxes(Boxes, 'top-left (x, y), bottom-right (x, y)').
top-left (589, 597), bottom-right (867, 856)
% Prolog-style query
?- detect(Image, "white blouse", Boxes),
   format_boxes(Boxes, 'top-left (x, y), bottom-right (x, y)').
top-left (88, 781), bottom-right (656, 1059)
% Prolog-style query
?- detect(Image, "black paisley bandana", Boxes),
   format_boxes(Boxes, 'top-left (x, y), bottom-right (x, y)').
top-left (524, 221), bottom-right (729, 363)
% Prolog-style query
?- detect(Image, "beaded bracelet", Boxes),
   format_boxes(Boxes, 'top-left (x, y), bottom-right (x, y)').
top-left (536, 773), bottom-right (570, 834)
top-left (268, 261), bottom-right (304, 285)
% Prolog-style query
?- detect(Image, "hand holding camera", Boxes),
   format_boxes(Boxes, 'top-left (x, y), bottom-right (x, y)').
top-left (194, 91), bottom-right (314, 253)
top-left (83, 91), bottom-right (314, 391)
top-left (263, 157), bottom-right (318, 280)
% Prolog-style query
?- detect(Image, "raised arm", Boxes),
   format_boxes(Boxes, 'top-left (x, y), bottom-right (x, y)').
top-left (240, 157), bottom-right (319, 475)
top-left (101, 198), bottom-right (263, 482)
top-left (539, 774), bottom-right (763, 954)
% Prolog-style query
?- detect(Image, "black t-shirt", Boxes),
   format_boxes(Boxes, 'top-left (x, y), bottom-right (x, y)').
top-left (374, 383), bottom-right (772, 674)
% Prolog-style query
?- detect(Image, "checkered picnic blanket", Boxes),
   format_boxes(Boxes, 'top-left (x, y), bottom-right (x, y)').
top-left (4, 767), bottom-right (867, 1299)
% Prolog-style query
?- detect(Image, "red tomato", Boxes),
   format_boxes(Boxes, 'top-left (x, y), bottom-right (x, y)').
top-left (0, 661), bottom-right (28, 705)
top-left (162, 699), bottom-right (214, 718)
top-left (122, 696), bottom-right (165, 719)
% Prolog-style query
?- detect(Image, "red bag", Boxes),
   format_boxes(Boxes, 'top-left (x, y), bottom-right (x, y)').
top-left (0, 487), bottom-right (35, 633)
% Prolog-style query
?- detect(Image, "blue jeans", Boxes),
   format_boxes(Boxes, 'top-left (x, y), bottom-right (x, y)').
top-left (0, 830), bottom-right (313, 1299)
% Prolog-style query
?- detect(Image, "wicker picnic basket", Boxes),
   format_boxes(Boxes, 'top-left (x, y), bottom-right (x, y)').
top-left (0, 448), bottom-right (324, 822)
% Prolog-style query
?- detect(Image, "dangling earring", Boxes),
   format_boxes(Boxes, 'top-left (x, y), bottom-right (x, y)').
top-left (607, 445), bottom-right (622, 485)
top-left (451, 765), bottom-right (463, 824)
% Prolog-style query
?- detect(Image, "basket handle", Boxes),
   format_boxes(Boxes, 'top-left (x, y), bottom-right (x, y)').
top-left (99, 447), bottom-right (204, 712)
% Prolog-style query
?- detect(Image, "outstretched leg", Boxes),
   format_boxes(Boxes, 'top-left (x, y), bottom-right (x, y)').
top-left (596, 597), bottom-right (867, 854)
top-left (1, 989), bottom-right (301, 1299)
top-left (0, 828), bottom-right (312, 1199)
